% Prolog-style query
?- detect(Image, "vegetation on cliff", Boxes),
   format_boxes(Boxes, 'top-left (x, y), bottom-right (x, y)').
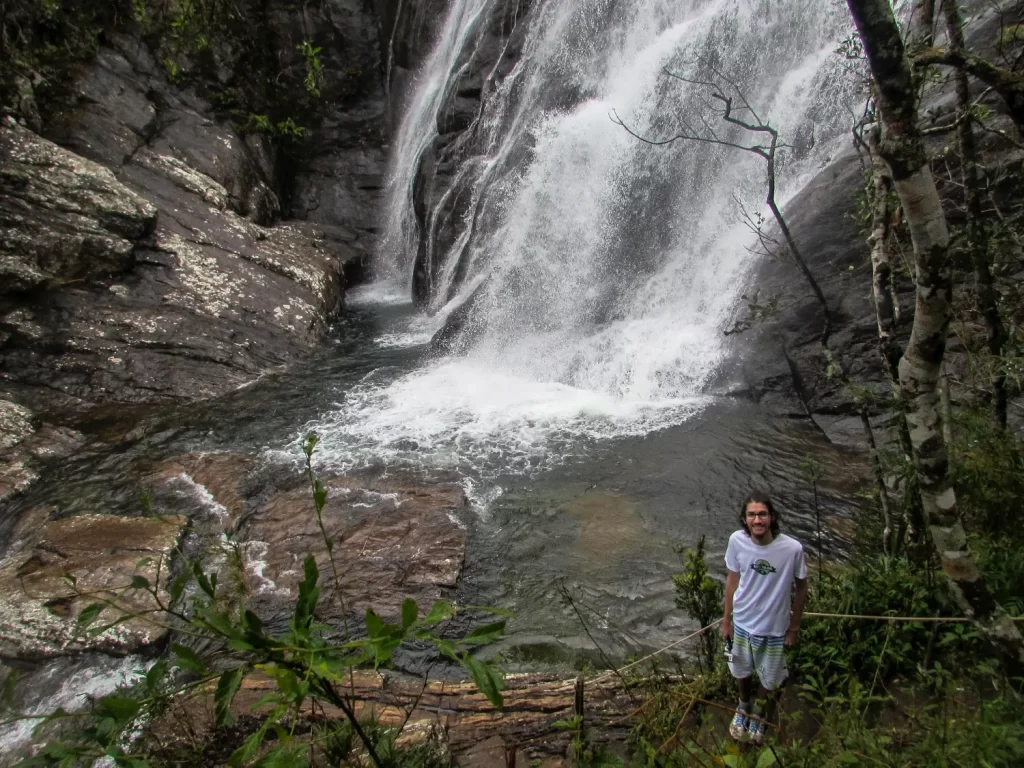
top-left (0, 0), bottom-right (347, 200)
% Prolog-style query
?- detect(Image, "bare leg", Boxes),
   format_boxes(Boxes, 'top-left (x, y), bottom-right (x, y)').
top-left (736, 676), bottom-right (753, 706)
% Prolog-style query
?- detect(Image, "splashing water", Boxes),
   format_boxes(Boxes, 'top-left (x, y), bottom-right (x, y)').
top-left (308, 0), bottom-right (857, 478)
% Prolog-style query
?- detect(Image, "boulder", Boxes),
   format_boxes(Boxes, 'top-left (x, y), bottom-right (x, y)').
top-left (0, 398), bottom-right (85, 509)
top-left (0, 117), bottom-right (157, 295)
top-left (149, 452), bottom-right (255, 533)
top-left (0, 42), bottom-right (348, 411)
top-left (238, 476), bottom-right (467, 628)
top-left (0, 512), bottom-right (186, 659)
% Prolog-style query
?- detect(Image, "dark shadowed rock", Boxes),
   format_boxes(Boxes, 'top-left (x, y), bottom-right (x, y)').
top-left (724, 148), bottom-right (910, 445)
top-left (431, 279), bottom-right (488, 353)
top-left (275, 0), bottom-right (390, 267)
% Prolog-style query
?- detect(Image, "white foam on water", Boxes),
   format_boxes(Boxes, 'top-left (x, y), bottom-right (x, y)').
top-left (300, 357), bottom-right (710, 479)
top-left (345, 279), bottom-right (414, 308)
top-left (0, 656), bottom-right (149, 759)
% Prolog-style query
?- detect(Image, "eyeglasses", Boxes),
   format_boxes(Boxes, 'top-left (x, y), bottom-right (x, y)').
top-left (746, 511), bottom-right (770, 519)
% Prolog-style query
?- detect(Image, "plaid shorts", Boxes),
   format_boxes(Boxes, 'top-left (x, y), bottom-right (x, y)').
top-left (728, 624), bottom-right (788, 690)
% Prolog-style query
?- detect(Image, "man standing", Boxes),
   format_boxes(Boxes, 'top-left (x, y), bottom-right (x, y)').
top-left (721, 490), bottom-right (808, 744)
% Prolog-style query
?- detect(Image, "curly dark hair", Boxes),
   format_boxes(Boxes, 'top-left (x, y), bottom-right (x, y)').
top-left (739, 490), bottom-right (780, 537)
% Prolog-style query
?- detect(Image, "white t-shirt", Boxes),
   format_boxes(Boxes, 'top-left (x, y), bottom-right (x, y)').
top-left (725, 530), bottom-right (807, 637)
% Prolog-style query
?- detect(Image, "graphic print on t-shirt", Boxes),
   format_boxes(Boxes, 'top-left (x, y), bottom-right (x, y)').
top-left (725, 531), bottom-right (808, 636)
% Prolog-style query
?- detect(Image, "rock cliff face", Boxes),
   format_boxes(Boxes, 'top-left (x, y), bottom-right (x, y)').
top-left (0, 2), bottom-right (395, 496)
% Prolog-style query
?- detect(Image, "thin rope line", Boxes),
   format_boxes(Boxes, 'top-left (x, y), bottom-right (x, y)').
top-left (586, 612), bottom-right (1024, 685)
top-left (804, 611), bottom-right (1024, 623)
top-left (589, 618), bottom-right (723, 684)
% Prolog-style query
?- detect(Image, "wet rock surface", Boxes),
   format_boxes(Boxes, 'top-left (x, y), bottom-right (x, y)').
top-left (239, 476), bottom-right (466, 628)
top-left (0, 511), bottom-right (186, 659)
top-left (0, 117), bottom-right (157, 294)
top-left (0, 398), bottom-right (85, 509)
top-left (149, 453), bottom-right (469, 630)
top-left (0, 0), bottom-right (392, 432)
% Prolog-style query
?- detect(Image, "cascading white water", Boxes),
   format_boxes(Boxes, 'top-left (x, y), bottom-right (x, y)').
top-left (376, 0), bottom-right (494, 293)
top-left (311, 0), bottom-right (858, 477)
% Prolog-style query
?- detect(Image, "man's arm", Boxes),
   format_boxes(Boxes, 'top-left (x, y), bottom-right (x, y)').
top-left (722, 570), bottom-right (740, 640)
top-left (786, 576), bottom-right (808, 647)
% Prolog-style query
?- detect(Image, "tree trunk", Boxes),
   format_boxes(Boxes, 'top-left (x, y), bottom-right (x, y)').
top-left (915, 46), bottom-right (1024, 130)
top-left (867, 126), bottom-right (903, 387)
top-left (944, 0), bottom-right (1008, 427)
top-left (846, 0), bottom-right (1024, 669)
top-left (865, 124), bottom-right (920, 548)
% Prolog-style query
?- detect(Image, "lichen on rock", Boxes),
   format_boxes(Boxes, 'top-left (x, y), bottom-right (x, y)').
top-left (0, 513), bottom-right (186, 660)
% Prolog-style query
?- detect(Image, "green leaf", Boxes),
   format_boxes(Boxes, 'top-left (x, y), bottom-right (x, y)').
top-left (168, 568), bottom-right (191, 606)
top-left (97, 694), bottom-right (141, 723)
top-left (135, 557), bottom-right (154, 569)
top-left (145, 659), bottom-right (168, 693)
top-left (197, 607), bottom-right (236, 638)
top-left (461, 655), bottom-right (504, 710)
top-left (463, 620), bottom-right (506, 645)
top-left (401, 598), bottom-right (418, 629)
top-left (365, 608), bottom-right (384, 638)
top-left (130, 575), bottom-right (151, 590)
top-left (302, 432), bottom-right (319, 460)
top-left (230, 716), bottom-right (276, 767)
top-left (293, 555), bottom-right (320, 634)
top-left (3, 668), bottom-right (22, 706)
top-left (214, 667), bottom-right (246, 726)
top-left (433, 639), bottom-right (461, 660)
top-left (255, 746), bottom-right (307, 768)
top-left (76, 602), bottom-right (105, 629)
top-left (369, 631), bottom-right (402, 668)
top-left (757, 750), bottom-right (779, 768)
top-left (421, 600), bottom-right (456, 626)
top-left (193, 562), bottom-right (216, 599)
top-left (172, 644), bottom-right (207, 674)
top-left (313, 479), bottom-right (328, 512)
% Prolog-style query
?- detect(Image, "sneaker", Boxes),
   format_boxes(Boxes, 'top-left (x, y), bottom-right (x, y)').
top-left (728, 709), bottom-right (749, 741)
top-left (746, 715), bottom-right (767, 745)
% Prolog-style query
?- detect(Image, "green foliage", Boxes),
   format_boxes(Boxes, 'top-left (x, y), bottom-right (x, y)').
top-left (672, 535), bottom-right (723, 670)
top-left (0, 0), bottom-right (118, 120)
top-left (2, 0), bottom-right (327, 162)
top-left (949, 406), bottom-right (1024, 537)
top-left (795, 557), bottom-right (961, 699)
top-left (298, 40), bottom-right (324, 98)
top-left (12, 433), bottom-right (507, 766)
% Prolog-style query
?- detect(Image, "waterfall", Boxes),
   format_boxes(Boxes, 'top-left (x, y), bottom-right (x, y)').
top-left (322, 0), bottom-right (858, 477)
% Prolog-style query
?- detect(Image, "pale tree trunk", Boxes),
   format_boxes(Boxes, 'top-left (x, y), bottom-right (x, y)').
top-left (943, 0), bottom-right (1008, 427)
top-left (866, 125), bottom-right (919, 548)
top-left (846, 0), bottom-right (1024, 669)
top-left (867, 126), bottom-right (903, 388)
